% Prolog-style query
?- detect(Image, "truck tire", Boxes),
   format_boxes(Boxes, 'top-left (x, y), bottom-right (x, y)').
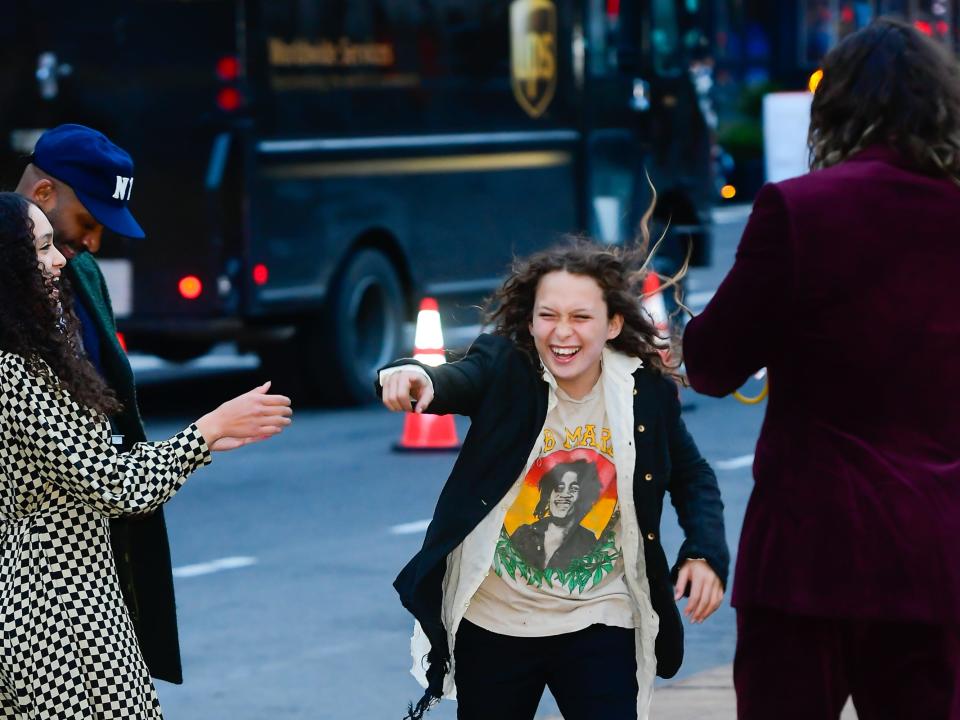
top-left (304, 249), bottom-right (406, 404)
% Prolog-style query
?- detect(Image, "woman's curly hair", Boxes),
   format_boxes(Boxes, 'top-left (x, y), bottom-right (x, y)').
top-left (484, 191), bottom-right (685, 380)
top-left (809, 17), bottom-right (960, 180)
top-left (0, 193), bottom-right (121, 415)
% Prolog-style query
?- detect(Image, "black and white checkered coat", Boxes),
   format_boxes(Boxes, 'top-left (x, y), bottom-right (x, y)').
top-left (0, 352), bottom-right (211, 718)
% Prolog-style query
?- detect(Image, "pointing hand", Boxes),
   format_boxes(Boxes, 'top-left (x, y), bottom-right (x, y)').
top-left (381, 371), bottom-right (434, 414)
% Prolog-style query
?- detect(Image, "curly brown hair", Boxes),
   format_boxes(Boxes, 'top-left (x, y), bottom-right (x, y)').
top-left (0, 193), bottom-right (121, 415)
top-left (484, 231), bottom-right (683, 379)
top-left (809, 17), bottom-right (960, 180)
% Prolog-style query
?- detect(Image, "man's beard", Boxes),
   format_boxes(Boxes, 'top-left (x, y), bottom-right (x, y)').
top-left (54, 240), bottom-right (83, 260)
top-left (44, 206), bottom-right (83, 259)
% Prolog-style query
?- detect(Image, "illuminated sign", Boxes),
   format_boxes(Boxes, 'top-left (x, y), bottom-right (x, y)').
top-left (510, 0), bottom-right (557, 118)
top-left (269, 38), bottom-right (394, 68)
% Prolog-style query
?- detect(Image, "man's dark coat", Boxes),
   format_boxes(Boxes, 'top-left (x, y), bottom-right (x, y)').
top-left (66, 251), bottom-right (183, 683)
top-left (382, 334), bottom-right (729, 702)
top-left (684, 145), bottom-right (960, 624)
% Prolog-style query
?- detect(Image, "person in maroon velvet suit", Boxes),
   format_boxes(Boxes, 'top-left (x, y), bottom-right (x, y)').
top-left (683, 18), bottom-right (960, 719)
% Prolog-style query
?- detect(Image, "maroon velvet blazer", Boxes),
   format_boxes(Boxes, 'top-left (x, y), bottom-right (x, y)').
top-left (683, 145), bottom-right (960, 624)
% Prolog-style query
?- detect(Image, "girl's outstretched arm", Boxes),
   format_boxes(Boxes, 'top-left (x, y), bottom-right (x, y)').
top-left (378, 333), bottom-right (505, 417)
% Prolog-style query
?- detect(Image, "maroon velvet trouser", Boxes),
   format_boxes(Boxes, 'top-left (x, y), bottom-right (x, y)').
top-left (735, 607), bottom-right (960, 720)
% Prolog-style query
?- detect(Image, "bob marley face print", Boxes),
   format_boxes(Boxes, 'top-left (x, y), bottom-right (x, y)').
top-left (494, 436), bottom-right (622, 594)
top-left (536, 461), bottom-right (601, 524)
top-left (549, 471), bottom-right (579, 518)
top-left (509, 459), bottom-right (606, 573)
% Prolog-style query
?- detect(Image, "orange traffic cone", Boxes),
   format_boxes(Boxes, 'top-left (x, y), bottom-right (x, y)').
top-left (641, 271), bottom-right (671, 361)
top-left (395, 298), bottom-right (460, 452)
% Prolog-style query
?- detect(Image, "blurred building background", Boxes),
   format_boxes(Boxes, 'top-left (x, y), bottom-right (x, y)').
top-left (705, 0), bottom-right (956, 197)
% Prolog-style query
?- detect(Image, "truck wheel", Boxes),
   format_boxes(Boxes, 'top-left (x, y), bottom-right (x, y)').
top-left (305, 249), bottom-right (406, 404)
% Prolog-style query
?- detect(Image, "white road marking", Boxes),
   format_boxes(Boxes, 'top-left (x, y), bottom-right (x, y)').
top-left (128, 355), bottom-right (167, 371)
top-left (172, 556), bottom-right (258, 578)
top-left (129, 353), bottom-right (259, 373)
top-left (714, 454), bottom-right (755, 471)
top-left (711, 204), bottom-right (753, 224)
top-left (686, 290), bottom-right (716, 308)
top-left (390, 519), bottom-right (431, 535)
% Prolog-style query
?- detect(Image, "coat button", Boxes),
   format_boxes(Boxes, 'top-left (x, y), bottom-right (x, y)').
top-left (646, 532), bottom-right (656, 541)
top-left (644, 473), bottom-right (653, 481)
top-left (633, 388), bottom-right (638, 396)
top-left (637, 424), bottom-right (645, 433)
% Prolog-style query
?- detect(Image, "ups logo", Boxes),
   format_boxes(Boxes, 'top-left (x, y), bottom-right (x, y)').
top-left (510, 0), bottom-right (557, 118)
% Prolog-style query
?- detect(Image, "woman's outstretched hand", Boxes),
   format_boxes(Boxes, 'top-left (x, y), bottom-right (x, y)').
top-left (381, 370), bottom-right (434, 413)
top-left (195, 381), bottom-right (293, 451)
top-left (674, 558), bottom-right (724, 623)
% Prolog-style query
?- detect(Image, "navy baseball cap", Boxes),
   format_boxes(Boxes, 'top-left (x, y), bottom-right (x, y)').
top-left (32, 124), bottom-right (145, 239)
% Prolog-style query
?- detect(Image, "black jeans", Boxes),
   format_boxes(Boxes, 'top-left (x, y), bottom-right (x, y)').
top-left (453, 619), bottom-right (639, 720)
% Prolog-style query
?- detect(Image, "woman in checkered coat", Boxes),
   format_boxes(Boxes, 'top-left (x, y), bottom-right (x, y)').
top-left (0, 193), bottom-right (293, 719)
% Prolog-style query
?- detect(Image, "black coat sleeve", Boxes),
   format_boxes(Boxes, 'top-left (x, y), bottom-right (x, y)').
top-left (662, 379), bottom-right (730, 588)
top-left (376, 333), bottom-right (505, 417)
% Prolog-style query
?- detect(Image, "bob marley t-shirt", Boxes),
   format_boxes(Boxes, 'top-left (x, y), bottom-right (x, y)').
top-left (464, 375), bottom-right (636, 637)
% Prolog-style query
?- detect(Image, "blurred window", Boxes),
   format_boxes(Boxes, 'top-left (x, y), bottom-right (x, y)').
top-left (802, 0), bottom-right (837, 65)
top-left (586, 0), bottom-right (698, 78)
top-left (651, 0), bottom-right (683, 75)
top-left (799, 0), bottom-right (954, 64)
top-left (710, 0), bottom-right (740, 66)
top-left (878, 0), bottom-right (910, 13)
top-left (800, 1), bottom-right (877, 65)
top-left (838, 1), bottom-right (877, 38)
top-left (898, 0), bottom-right (955, 49)
top-left (586, 0), bottom-right (622, 77)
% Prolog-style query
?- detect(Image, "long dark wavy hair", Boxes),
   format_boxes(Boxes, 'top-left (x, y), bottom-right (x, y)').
top-left (809, 17), bottom-right (960, 180)
top-left (0, 193), bottom-right (120, 415)
top-left (484, 188), bottom-right (684, 379)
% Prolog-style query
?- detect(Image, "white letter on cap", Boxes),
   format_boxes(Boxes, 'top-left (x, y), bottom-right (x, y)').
top-left (113, 175), bottom-right (131, 200)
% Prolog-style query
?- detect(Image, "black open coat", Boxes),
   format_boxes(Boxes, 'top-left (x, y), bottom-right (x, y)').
top-left (382, 334), bottom-right (729, 701)
top-left (67, 252), bottom-right (183, 683)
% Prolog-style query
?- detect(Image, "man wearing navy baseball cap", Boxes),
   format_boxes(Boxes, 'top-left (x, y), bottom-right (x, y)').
top-left (16, 124), bottom-right (185, 685)
top-left (18, 123), bottom-right (145, 259)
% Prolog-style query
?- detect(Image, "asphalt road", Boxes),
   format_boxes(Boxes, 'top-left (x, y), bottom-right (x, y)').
top-left (141, 209), bottom-right (760, 720)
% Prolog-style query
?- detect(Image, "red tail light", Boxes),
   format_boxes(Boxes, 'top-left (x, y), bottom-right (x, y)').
top-left (216, 55), bottom-right (240, 81)
top-left (914, 19), bottom-right (933, 35)
top-left (216, 87), bottom-right (242, 112)
top-left (252, 263), bottom-right (269, 285)
top-left (216, 54), bottom-right (242, 111)
top-left (178, 275), bottom-right (203, 300)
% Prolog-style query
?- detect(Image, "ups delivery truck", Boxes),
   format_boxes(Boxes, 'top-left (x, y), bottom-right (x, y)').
top-left (1, 0), bottom-right (715, 403)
